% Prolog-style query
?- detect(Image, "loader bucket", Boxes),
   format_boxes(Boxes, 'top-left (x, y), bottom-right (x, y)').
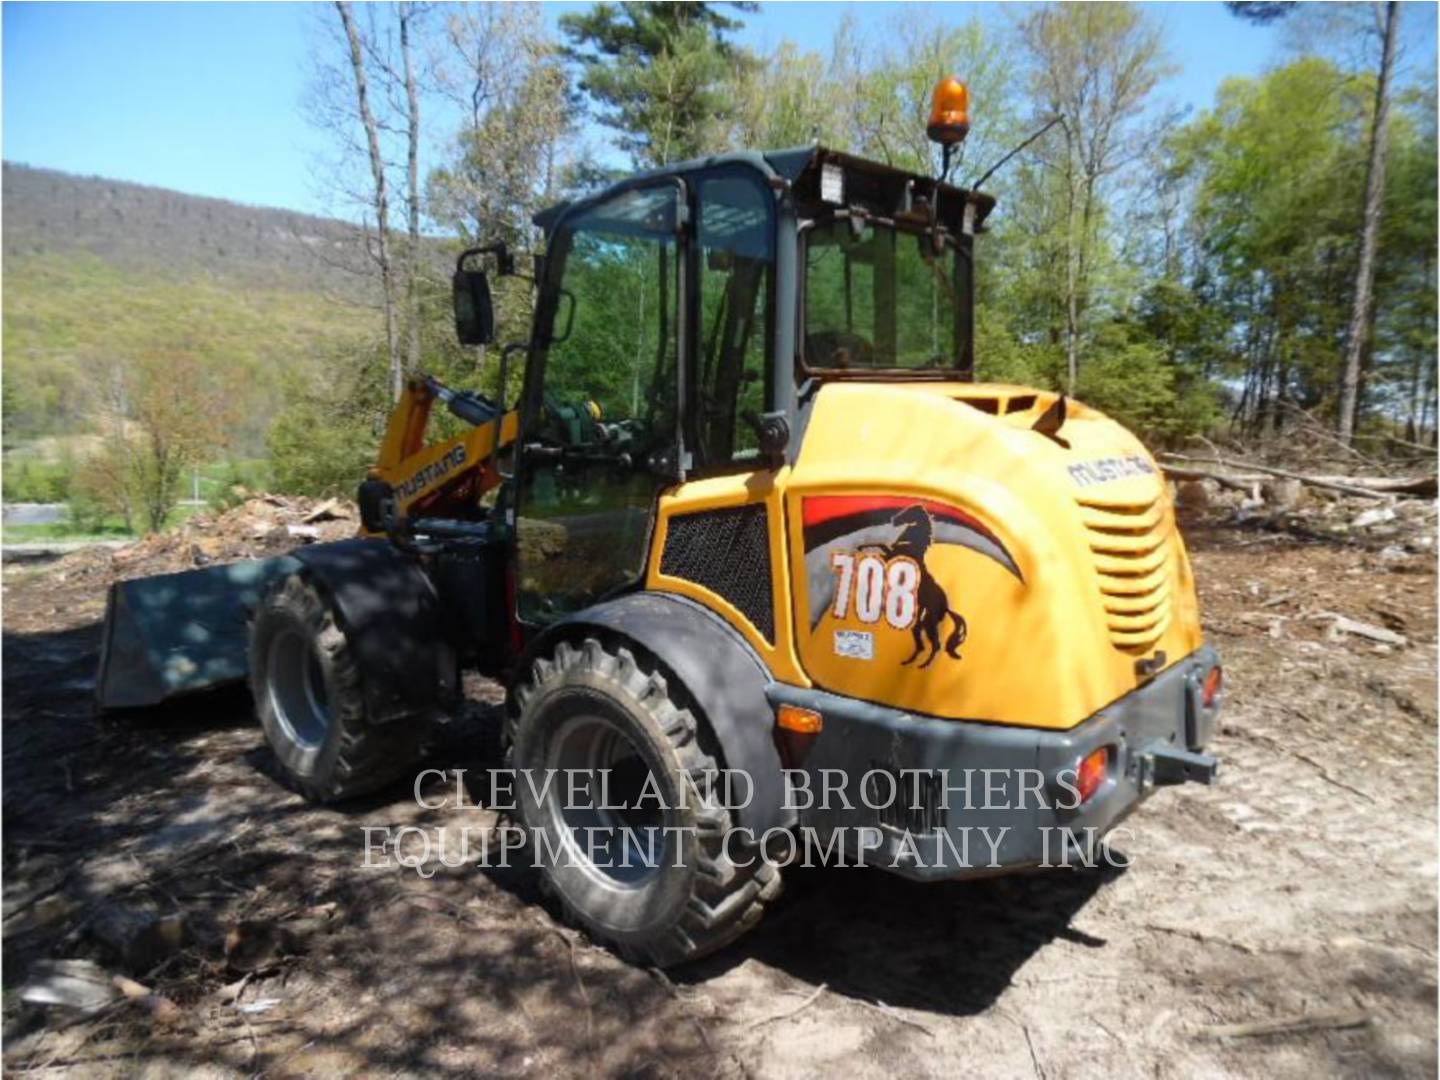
top-left (95, 555), bottom-right (302, 710)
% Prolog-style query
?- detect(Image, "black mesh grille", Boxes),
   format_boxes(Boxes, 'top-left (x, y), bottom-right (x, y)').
top-left (660, 504), bottom-right (774, 642)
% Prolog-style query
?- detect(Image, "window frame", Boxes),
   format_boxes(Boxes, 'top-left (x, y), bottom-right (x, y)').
top-left (521, 177), bottom-right (690, 472)
top-left (683, 165), bottom-right (780, 479)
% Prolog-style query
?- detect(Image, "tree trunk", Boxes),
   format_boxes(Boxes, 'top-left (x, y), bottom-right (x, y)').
top-left (1337, 0), bottom-right (1399, 446)
top-left (1407, 246), bottom-right (1433, 441)
top-left (1063, 150), bottom-right (1081, 393)
top-left (1072, 169), bottom-right (1099, 391)
top-left (400, 2), bottom-right (422, 380)
top-left (336, 0), bottom-right (400, 402)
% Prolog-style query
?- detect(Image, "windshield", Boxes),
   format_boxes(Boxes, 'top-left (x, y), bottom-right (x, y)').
top-left (804, 220), bottom-right (961, 372)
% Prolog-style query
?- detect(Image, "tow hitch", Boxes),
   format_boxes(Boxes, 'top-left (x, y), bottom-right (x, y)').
top-left (1137, 745), bottom-right (1220, 790)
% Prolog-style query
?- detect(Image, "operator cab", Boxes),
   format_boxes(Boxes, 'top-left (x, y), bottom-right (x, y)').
top-left (523, 145), bottom-right (997, 465)
top-left (494, 147), bottom-right (996, 627)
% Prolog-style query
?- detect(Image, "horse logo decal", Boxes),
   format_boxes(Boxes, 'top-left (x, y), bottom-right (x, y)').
top-left (865, 506), bottom-right (969, 667)
top-left (801, 495), bottom-right (1023, 667)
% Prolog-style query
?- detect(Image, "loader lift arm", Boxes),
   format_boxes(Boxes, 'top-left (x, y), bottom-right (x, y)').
top-left (361, 374), bottom-right (521, 536)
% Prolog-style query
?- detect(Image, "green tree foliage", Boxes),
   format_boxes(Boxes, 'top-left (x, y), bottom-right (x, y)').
top-left (268, 342), bottom-right (392, 498)
top-left (729, 11), bottom-right (1022, 184)
top-left (68, 353), bottom-right (241, 534)
top-left (559, 2), bottom-right (756, 166)
top-left (1367, 81), bottom-right (1437, 440)
top-left (1168, 57), bottom-right (1434, 438)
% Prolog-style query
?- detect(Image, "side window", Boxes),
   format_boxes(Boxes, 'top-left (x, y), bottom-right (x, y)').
top-left (515, 185), bottom-right (682, 625)
top-left (541, 187), bottom-right (680, 440)
top-left (695, 174), bottom-right (774, 467)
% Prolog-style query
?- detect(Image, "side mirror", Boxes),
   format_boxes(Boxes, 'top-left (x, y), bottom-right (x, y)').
top-left (453, 269), bottom-right (495, 346)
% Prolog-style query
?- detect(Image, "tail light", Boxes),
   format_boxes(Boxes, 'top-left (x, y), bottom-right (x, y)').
top-left (1202, 665), bottom-right (1223, 707)
top-left (1076, 747), bottom-right (1109, 804)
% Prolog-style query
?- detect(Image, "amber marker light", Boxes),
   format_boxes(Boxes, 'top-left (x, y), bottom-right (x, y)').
top-left (776, 705), bottom-right (822, 734)
top-left (774, 704), bottom-right (823, 768)
top-left (926, 76), bottom-right (971, 146)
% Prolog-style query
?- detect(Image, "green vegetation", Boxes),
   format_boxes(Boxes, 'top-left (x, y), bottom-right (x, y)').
top-left (558, 2), bottom-right (756, 167)
top-left (0, 503), bottom-right (203, 545)
top-left (4, 252), bottom-right (365, 448)
top-left (2, 456), bottom-right (74, 503)
top-left (3, 239), bottom-right (369, 531)
top-left (3, 2), bottom-right (1433, 543)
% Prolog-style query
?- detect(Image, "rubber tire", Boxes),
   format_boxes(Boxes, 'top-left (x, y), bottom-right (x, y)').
top-left (509, 637), bottom-right (781, 967)
top-left (250, 572), bottom-right (426, 803)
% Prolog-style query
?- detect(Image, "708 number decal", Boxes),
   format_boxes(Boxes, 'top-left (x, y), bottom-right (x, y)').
top-left (829, 551), bottom-right (919, 630)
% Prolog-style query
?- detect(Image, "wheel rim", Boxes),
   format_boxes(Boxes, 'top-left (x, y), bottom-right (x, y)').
top-left (267, 627), bottom-right (331, 750)
top-left (545, 714), bottom-right (669, 887)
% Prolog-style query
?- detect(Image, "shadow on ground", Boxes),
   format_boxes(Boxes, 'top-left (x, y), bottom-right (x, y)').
top-left (3, 617), bottom-right (1115, 1073)
top-left (685, 861), bottom-right (1118, 1016)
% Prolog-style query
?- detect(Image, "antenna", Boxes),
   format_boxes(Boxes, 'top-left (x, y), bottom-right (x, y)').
top-left (969, 116), bottom-right (1063, 193)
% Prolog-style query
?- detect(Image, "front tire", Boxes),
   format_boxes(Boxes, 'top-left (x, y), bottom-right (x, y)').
top-left (510, 637), bottom-right (781, 967)
top-left (250, 573), bottom-right (426, 803)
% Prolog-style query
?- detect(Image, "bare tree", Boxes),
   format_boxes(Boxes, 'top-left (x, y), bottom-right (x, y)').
top-left (422, 4), bottom-right (569, 387)
top-left (399, 3), bottom-right (424, 379)
top-left (334, 0), bottom-right (401, 401)
top-left (1020, 3), bottom-right (1167, 391)
top-left (1337, 0), bottom-right (1400, 446)
top-left (428, 3), bottom-right (567, 247)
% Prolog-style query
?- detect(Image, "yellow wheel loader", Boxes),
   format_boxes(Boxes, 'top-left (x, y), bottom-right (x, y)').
top-left (97, 81), bottom-right (1222, 967)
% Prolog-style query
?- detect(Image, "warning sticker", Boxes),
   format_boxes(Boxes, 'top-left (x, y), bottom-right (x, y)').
top-left (834, 629), bottom-right (874, 661)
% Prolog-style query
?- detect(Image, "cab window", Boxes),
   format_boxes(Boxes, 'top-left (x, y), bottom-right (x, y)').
top-left (515, 184), bottom-right (682, 625)
top-left (694, 172), bottom-right (774, 468)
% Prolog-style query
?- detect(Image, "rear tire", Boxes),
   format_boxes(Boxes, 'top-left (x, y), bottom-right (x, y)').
top-left (250, 573), bottom-right (426, 803)
top-left (510, 637), bottom-right (781, 967)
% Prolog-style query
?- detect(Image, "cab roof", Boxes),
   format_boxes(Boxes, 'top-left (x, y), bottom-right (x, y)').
top-left (532, 145), bottom-right (997, 237)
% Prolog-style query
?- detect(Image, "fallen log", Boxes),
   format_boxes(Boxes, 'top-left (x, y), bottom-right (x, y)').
top-left (1320, 612), bottom-right (1407, 647)
top-left (1311, 474), bottom-right (1437, 496)
top-left (1160, 453), bottom-right (1436, 500)
top-left (1161, 465), bottom-right (1265, 492)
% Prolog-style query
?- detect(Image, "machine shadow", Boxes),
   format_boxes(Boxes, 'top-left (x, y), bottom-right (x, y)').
top-left (684, 860), bottom-right (1122, 1016)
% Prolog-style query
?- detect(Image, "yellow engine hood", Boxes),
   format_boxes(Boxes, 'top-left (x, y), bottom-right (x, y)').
top-left (784, 381), bottom-right (1203, 730)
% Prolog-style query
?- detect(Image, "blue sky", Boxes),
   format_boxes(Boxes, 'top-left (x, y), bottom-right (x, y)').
top-left (4, 1), bottom-right (1435, 217)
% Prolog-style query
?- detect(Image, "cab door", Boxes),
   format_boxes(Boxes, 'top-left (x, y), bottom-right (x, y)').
top-left (513, 182), bottom-right (687, 627)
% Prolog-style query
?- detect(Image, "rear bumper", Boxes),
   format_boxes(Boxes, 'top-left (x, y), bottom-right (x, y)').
top-left (765, 646), bottom-right (1222, 881)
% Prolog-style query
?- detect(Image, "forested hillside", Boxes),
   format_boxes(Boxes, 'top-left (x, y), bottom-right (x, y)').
top-left (2, 163), bottom-right (365, 288)
top-left (2, 164), bottom-right (373, 451)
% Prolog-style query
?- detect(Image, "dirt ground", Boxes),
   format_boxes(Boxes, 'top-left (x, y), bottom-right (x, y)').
top-left (2, 516), bottom-right (1436, 1077)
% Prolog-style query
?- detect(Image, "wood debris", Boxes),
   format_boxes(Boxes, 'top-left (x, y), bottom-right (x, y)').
top-left (1198, 1009), bottom-right (1371, 1040)
top-left (1323, 614), bottom-right (1407, 647)
top-left (20, 959), bottom-right (116, 1014)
